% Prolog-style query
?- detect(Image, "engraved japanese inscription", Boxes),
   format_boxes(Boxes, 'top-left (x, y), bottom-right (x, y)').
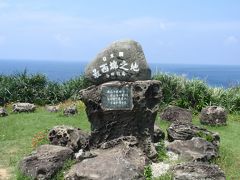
top-left (101, 85), bottom-right (133, 110)
top-left (92, 51), bottom-right (140, 79)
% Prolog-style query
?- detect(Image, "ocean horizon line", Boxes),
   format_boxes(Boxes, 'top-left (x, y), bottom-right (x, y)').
top-left (1, 59), bottom-right (240, 67)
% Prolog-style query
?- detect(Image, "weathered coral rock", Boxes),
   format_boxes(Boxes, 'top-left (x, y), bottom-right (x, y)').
top-left (19, 145), bottom-right (73, 179)
top-left (160, 105), bottom-right (192, 123)
top-left (48, 125), bottom-right (89, 152)
top-left (46, 105), bottom-right (59, 112)
top-left (80, 80), bottom-right (162, 160)
top-left (172, 162), bottom-right (226, 180)
top-left (167, 137), bottom-right (218, 162)
top-left (12, 102), bottom-right (36, 113)
top-left (200, 106), bottom-right (227, 126)
top-left (65, 142), bottom-right (146, 180)
top-left (0, 107), bottom-right (8, 117)
top-left (167, 121), bottom-right (220, 147)
top-left (63, 105), bottom-right (78, 116)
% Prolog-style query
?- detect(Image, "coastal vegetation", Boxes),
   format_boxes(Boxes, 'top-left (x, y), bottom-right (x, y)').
top-left (1, 71), bottom-right (240, 113)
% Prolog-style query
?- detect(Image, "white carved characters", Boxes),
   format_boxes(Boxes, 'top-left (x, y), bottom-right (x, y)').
top-left (92, 51), bottom-right (140, 79)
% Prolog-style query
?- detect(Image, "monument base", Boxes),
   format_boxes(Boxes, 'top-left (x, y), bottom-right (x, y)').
top-left (79, 80), bottom-right (162, 160)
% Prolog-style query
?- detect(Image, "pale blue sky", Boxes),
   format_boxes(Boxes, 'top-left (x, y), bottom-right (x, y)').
top-left (0, 0), bottom-right (239, 64)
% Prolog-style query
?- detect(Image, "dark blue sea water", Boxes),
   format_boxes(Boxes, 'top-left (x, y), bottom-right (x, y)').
top-left (0, 60), bottom-right (240, 88)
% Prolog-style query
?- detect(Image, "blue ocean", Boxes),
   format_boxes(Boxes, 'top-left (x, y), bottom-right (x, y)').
top-left (0, 60), bottom-right (240, 88)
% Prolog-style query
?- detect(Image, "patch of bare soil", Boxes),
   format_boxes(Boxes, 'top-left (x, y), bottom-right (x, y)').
top-left (0, 168), bottom-right (10, 180)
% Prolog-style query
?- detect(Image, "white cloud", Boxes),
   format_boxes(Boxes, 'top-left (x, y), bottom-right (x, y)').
top-left (225, 35), bottom-right (239, 45)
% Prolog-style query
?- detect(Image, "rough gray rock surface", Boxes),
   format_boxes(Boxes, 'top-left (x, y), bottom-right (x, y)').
top-left (200, 106), bottom-right (227, 126)
top-left (100, 136), bottom-right (138, 149)
top-left (48, 125), bottom-right (89, 152)
top-left (167, 121), bottom-right (220, 147)
top-left (85, 40), bottom-right (151, 85)
top-left (63, 105), bottom-right (78, 116)
top-left (0, 107), bottom-right (8, 117)
top-left (153, 125), bottom-right (165, 143)
top-left (19, 145), bottom-right (73, 179)
top-left (79, 80), bottom-right (161, 160)
top-left (65, 143), bottom-right (146, 180)
top-left (167, 137), bottom-right (218, 162)
top-left (173, 162), bottom-right (226, 180)
top-left (46, 105), bottom-right (59, 112)
top-left (160, 105), bottom-right (192, 123)
top-left (12, 103), bottom-right (36, 113)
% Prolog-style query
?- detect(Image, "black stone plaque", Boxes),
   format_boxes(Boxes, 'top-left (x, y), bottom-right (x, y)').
top-left (101, 85), bottom-right (133, 110)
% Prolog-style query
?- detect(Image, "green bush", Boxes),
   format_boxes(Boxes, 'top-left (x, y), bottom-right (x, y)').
top-left (153, 73), bottom-right (240, 113)
top-left (0, 71), bottom-right (91, 106)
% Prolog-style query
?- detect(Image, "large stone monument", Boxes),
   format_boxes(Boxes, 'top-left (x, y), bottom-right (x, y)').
top-left (80, 40), bottom-right (162, 156)
top-left (66, 40), bottom-right (162, 179)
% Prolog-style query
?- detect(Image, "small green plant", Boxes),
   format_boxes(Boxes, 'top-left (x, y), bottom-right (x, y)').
top-left (156, 172), bottom-right (173, 180)
top-left (31, 129), bottom-right (49, 149)
top-left (156, 141), bottom-right (168, 162)
top-left (196, 131), bottom-right (214, 143)
top-left (144, 165), bottom-right (153, 180)
top-left (53, 159), bottom-right (76, 180)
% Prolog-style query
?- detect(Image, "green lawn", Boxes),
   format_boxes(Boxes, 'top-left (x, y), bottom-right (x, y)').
top-left (0, 106), bottom-right (240, 179)
top-left (0, 105), bottom-right (90, 180)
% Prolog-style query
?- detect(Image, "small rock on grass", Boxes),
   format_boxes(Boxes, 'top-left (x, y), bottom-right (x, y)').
top-left (63, 105), bottom-right (78, 116)
top-left (12, 102), bottom-right (36, 113)
top-left (46, 105), bottom-right (59, 112)
top-left (0, 107), bottom-right (8, 117)
top-left (200, 106), bottom-right (227, 126)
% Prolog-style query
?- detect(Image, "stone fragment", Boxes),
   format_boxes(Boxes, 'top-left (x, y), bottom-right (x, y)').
top-left (85, 40), bottom-right (151, 85)
top-left (74, 149), bottom-right (97, 161)
top-left (46, 105), bottom-right (59, 112)
top-left (63, 105), bottom-right (78, 116)
top-left (167, 137), bottom-right (218, 162)
top-left (160, 105), bottom-right (192, 123)
top-left (153, 125), bottom-right (165, 143)
top-left (65, 143), bottom-right (146, 180)
top-left (12, 102), bottom-right (36, 113)
top-left (167, 121), bottom-right (220, 147)
top-left (0, 107), bottom-right (8, 117)
top-left (172, 162), bottom-right (226, 180)
top-left (200, 106), bottom-right (227, 126)
top-left (48, 125), bottom-right (89, 152)
top-left (19, 145), bottom-right (73, 179)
